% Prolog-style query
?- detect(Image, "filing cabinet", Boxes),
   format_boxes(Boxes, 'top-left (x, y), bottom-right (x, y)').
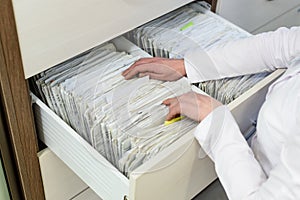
top-left (0, 0), bottom-right (284, 199)
top-left (31, 9), bottom-right (283, 200)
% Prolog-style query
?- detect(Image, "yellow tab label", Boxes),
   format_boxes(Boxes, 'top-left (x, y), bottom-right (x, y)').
top-left (164, 116), bottom-right (184, 126)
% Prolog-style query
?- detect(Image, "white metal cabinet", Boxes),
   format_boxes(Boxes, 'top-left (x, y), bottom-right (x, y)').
top-left (216, 0), bottom-right (300, 32)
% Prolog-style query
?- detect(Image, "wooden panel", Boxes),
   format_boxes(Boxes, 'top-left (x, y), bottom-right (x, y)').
top-left (12, 0), bottom-right (193, 78)
top-left (217, 0), bottom-right (300, 32)
top-left (0, 0), bottom-right (44, 199)
top-left (0, 103), bottom-right (22, 200)
top-left (38, 149), bottom-right (88, 200)
top-left (253, 5), bottom-right (300, 34)
top-left (204, 0), bottom-right (218, 12)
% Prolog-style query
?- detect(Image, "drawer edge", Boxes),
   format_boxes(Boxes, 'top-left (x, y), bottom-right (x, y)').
top-left (33, 94), bottom-right (129, 200)
top-left (129, 132), bottom-right (217, 200)
top-left (229, 69), bottom-right (285, 133)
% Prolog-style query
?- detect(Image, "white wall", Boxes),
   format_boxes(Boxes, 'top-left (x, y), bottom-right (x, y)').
top-left (0, 159), bottom-right (10, 200)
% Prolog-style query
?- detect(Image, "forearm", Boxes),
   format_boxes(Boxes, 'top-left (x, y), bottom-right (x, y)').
top-left (184, 27), bottom-right (300, 83)
top-left (194, 104), bottom-right (300, 200)
top-left (194, 106), bottom-right (267, 199)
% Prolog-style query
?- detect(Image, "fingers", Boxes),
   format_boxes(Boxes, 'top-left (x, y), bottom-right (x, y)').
top-left (122, 58), bottom-right (160, 77)
top-left (138, 72), bottom-right (164, 80)
top-left (122, 57), bottom-right (184, 81)
top-left (123, 63), bottom-right (157, 80)
top-left (163, 97), bottom-right (181, 121)
top-left (166, 102), bottom-right (181, 121)
top-left (162, 97), bottom-right (177, 106)
top-left (164, 92), bottom-right (199, 121)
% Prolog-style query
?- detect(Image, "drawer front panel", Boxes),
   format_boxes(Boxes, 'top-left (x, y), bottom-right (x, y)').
top-left (217, 0), bottom-right (300, 32)
top-left (130, 134), bottom-right (216, 200)
top-left (12, 0), bottom-right (193, 78)
top-left (253, 5), bottom-right (300, 34)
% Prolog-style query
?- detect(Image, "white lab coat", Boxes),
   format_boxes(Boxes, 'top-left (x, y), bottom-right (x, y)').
top-left (184, 27), bottom-right (300, 200)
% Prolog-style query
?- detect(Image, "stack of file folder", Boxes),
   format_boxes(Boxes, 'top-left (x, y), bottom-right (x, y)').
top-left (32, 40), bottom-right (197, 176)
top-left (126, 1), bottom-right (270, 104)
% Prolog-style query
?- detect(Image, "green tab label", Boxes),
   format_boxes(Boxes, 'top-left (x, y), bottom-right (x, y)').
top-left (180, 21), bottom-right (194, 31)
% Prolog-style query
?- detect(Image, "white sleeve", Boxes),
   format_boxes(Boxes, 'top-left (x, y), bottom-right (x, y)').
top-left (194, 105), bottom-right (300, 200)
top-left (184, 27), bottom-right (300, 83)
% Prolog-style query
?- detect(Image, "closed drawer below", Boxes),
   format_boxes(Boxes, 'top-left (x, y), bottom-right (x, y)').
top-left (38, 148), bottom-right (88, 200)
top-left (73, 189), bottom-right (102, 200)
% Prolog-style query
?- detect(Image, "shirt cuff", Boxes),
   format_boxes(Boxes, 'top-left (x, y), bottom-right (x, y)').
top-left (193, 105), bottom-right (243, 160)
top-left (184, 48), bottom-right (221, 83)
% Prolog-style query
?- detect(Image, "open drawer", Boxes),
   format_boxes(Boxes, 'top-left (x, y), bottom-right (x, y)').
top-left (32, 36), bottom-right (284, 200)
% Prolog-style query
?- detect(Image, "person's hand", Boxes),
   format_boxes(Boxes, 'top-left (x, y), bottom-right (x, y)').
top-left (163, 92), bottom-right (222, 122)
top-left (122, 57), bottom-right (186, 81)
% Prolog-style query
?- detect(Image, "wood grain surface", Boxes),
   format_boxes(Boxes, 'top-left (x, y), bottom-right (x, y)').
top-left (0, 0), bottom-right (45, 199)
